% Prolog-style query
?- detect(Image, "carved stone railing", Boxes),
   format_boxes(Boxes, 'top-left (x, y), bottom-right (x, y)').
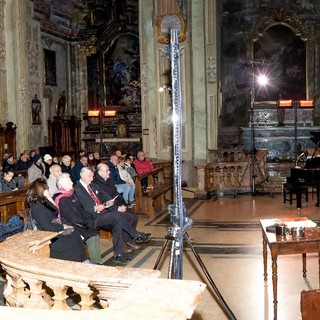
top-left (0, 230), bottom-right (206, 319)
top-left (196, 149), bottom-right (268, 193)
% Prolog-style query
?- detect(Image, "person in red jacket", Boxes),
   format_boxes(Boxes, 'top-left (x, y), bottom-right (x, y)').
top-left (133, 151), bottom-right (154, 174)
top-left (133, 151), bottom-right (154, 192)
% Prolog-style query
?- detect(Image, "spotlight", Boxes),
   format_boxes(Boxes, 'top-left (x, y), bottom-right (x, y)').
top-left (257, 74), bottom-right (268, 86)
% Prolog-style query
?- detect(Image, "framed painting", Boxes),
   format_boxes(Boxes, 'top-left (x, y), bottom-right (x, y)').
top-left (44, 49), bottom-right (57, 86)
top-left (253, 24), bottom-right (306, 101)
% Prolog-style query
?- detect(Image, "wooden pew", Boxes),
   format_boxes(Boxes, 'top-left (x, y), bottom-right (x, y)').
top-left (134, 167), bottom-right (173, 217)
top-left (0, 188), bottom-right (27, 222)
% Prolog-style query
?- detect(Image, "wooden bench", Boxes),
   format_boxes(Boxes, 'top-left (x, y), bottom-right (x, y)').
top-left (0, 230), bottom-right (206, 319)
top-left (0, 188), bottom-right (28, 222)
top-left (134, 167), bottom-right (173, 217)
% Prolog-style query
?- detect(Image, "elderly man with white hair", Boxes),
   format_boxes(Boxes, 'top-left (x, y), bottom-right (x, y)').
top-left (74, 167), bottom-right (130, 264)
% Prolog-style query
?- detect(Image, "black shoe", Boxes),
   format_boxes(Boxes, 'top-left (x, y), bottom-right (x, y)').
top-left (135, 232), bottom-right (152, 244)
top-left (112, 254), bottom-right (130, 265)
top-left (125, 241), bottom-right (142, 251)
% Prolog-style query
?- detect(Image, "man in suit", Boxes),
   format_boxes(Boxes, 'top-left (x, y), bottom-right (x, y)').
top-left (71, 155), bottom-right (88, 182)
top-left (93, 162), bottom-right (151, 251)
top-left (74, 166), bottom-right (129, 264)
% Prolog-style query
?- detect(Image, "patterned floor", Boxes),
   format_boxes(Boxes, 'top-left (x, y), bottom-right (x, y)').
top-left (2, 193), bottom-right (320, 319)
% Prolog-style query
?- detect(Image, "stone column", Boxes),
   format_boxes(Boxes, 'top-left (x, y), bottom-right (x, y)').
top-left (205, 0), bottom-right (219, 151)
top-left (0, 0), bottom-right (7, 125)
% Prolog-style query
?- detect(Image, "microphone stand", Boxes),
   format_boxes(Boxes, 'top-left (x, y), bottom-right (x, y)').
top-left (234, 62), bottom-right (273, 197)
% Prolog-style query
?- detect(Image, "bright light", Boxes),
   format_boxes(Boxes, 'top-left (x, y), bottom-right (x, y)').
top-left (172, 111), bottom-right (179, 124)
top-left (257, 74), bottom-right (269, 86)
top-left (159, 86), bottom-right (165, 93)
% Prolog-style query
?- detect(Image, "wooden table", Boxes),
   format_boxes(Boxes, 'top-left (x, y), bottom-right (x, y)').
top-left (260, 217), bottom-right (320, 320)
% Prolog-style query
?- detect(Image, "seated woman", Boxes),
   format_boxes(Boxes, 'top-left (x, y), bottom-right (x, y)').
top-left (0, 168), bottom-right (18, 193)
top-left (26, 178), bottom-right (87, 262)
top-left (53, 173), bottom-right (102, 264)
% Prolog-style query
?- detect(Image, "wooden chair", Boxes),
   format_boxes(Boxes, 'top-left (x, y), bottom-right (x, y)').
top-left (301, 289), bottom-right (320, 319)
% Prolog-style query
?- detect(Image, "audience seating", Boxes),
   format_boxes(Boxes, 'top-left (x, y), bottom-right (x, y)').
top-left (0, 230), bottom-right (206, 319)
top-left (134, 167), bottom-right (173, 217)
top-left (0, 188), bottom-right (28, 222)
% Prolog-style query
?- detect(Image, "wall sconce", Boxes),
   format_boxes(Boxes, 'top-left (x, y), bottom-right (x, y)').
top-left (278, 100), bottom-right (293, 108)
top-left (299, 100), bottom-right (314, 108)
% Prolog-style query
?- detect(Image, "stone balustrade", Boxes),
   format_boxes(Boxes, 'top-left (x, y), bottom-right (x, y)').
top-left (196, 149), bottom-right (269, 194)
top-left (0, 230), bottom-right (206, 319)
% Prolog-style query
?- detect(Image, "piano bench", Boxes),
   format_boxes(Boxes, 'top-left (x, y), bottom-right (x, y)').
top-left (283, 183), bottom-right (309, 205)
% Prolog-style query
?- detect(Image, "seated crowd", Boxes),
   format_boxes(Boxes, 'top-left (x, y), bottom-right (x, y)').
top-left (0, 148), bottom-right (155, 265)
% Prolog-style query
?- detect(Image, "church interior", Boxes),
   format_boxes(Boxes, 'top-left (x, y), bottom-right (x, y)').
top-left (1, 0), bottom-right (320, 319)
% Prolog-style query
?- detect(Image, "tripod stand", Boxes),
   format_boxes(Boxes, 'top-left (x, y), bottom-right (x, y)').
top-left (155, 28), bottom-right (237, 319)
top-left (153, 204), bottom-right (237, 320)
top-left (234, 69), bottom-right (273, 198)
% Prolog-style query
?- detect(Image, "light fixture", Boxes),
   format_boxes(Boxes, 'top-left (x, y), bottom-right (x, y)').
top-left (278, 100), bottom-right (293, 108)
top-left (299, 100), bottom-right (314, 108)
top-left (88, 110), bottom-right (100, 117)
top-left (88, 110), bottom-right (117, 117)
top-left (257, 74), bottom-right (269, 86)
top-left (104, 110), bottom-right (116, 117)
top-left (159, 84), bottom-right (172, 92)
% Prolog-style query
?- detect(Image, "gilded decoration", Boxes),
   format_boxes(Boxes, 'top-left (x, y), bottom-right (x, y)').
top-left (156, 13), bottom-right (186, 44)
top-left (246, 9), bottom-right (314, 101)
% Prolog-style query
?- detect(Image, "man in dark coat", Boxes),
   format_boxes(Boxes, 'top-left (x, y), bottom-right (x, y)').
top-left (74, 167), bottom-right (133, 264)
top-left (93, 162), bottom-right (152, 251)
top-left (71, 155), bottom-right (88, 182)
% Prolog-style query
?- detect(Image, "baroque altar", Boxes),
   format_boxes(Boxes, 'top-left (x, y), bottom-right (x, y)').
top-left (241, 103), bottom-right (317, 161)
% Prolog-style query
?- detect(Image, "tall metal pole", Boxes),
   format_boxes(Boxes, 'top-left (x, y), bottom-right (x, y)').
top-left (170, 28), bottom-right (184, 279)
top-left (99, 52), bottom-right (105, 156)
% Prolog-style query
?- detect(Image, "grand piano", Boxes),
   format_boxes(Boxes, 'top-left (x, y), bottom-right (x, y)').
top-left (286, 130), bottom-right (320, 209)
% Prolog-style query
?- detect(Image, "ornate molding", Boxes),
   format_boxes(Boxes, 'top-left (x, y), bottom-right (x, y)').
top-left (207, 56), bottom-right (216, 83)
top-left (156, 13), bottom-right (186, 44)
top-left (247, 9), bottom-right (314, 59)
top-left (140, 64), bottom-right (148, 94)
top-left (19, 79), bottom-right (27, 104)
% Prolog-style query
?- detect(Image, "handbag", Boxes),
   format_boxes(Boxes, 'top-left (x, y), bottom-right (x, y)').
top-left (23, 210), bottom-right (37, 231)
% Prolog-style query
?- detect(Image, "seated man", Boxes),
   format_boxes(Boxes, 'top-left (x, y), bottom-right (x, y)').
top-left (74, 167), bottom-right (150, 264)
top-left (93, 162), bottom-right (151, 250)
top-left (71, 155), bottom-right (88, 182)
top-left (47, 164), bottom-right (62, 195)
top-left (133, 151), bottom-right (154, 191)
top-left (133, 151), bottom-right (154, 174)
top-left (53, 173), bottom-right (101, 264)
top-left (107, 154), bottom-right (135, 206)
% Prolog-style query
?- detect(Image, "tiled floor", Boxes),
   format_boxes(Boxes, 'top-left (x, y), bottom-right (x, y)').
top-left (128, 193), bottom-right (320, 320)
top-left (2, 193), bottom-right (320, 319)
